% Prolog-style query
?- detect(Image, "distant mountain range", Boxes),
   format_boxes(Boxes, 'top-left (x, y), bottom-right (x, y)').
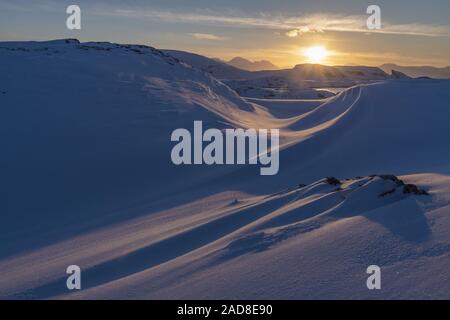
top-left (227, 57), bottom-right (279, 71)
top-left (163, 51), bottom-right (449, 81)
top-left (161, 50), bottom-right (414, 100)
top-left (163, 50), bottom-right (411, 83)
top-left (162, 50), bottom-right (252, 80)
top-left (380, 64), bottom-right (450, 79)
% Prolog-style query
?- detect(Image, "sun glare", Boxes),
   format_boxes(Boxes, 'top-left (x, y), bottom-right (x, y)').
top-left (305, 46), bottom-right (328, 63)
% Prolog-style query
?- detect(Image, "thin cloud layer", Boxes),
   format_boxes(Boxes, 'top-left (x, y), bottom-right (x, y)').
top-left (190, 33), bottom-right (226, 41)
top-left (102, 9), bottom-right (450, 37)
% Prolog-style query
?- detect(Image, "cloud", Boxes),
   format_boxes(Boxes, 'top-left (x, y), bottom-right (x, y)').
top-left (286, 28), bottom-right (306, 37)
top-left (285, 26), bottom-right (323, 37)
top-left (189, 33), bottom-right (226, 41)
top-left (97, 9), bottom-right (450, 38)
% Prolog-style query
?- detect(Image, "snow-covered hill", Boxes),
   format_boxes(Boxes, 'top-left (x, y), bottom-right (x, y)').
top-left (0, 39), bottom-right (275, 259)
top-left (1, 40), bottom-right (450, 300)
top-left (249, 64), bottom-right (401, 87)
top-left (292, 64), bottom-right (390, 80)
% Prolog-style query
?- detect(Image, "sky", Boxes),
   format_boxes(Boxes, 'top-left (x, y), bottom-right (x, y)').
top-left (1, 0), bottom-right (450, 67)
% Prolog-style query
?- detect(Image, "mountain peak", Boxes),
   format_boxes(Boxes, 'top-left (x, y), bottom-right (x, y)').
top-left (228, 57), bottom-right (279, 71)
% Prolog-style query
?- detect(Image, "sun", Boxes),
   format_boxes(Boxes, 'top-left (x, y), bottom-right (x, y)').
top-left (305, 46), bottom-right (328, 63)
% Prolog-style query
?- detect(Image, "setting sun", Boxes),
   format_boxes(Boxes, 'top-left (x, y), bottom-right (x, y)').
top-left (305, 46), bottom-right (329, 63)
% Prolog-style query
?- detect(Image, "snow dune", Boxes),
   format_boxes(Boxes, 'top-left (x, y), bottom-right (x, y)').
top-left (1, 40), bottom-right (450, 299)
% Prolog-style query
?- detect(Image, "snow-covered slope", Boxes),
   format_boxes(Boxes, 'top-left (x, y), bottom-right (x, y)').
top-left (1, 40), bottom-right (450, 299)
top-left (225, 76), bottom-right (335, 99)
top-left (0, 39), bottom-right (276, 260)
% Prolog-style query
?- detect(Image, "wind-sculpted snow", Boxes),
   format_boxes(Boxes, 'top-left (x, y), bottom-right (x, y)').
top-left (0, 39), bottom-right (275, 257)
top-left (0, 174), bottom-right (433, 299)
top-left (1, 40), bottom-right (450, 299)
